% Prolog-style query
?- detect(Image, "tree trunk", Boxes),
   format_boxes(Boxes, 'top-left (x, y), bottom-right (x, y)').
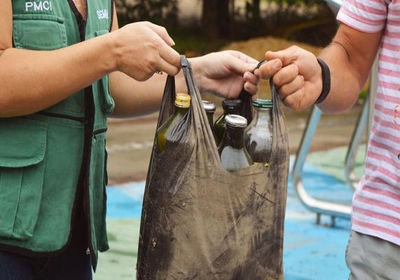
top-left (202, 0), bottom-right (219, 39)
top-left (202, 0), bottom-right (232, 39)
top-left (218, 0), bottom-right (231, 38)
top-left (253, 0), bottom-right (260, 22)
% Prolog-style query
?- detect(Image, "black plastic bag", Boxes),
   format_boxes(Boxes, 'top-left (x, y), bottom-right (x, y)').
top-left (137, 56), bottom-right (289, 280)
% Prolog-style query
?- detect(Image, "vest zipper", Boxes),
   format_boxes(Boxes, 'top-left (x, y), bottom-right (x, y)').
top-left (68, 0), bottom-right (96, 269)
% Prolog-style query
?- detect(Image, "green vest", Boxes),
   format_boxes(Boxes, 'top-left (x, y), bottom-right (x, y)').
top-left (0, 0), bottom-right (114, 269)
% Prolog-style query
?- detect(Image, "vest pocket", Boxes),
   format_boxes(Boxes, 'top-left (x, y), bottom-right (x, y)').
top-left (13, 14), bottom-right (67, 50)
top-left (89, 131), bottom-right (109, 252)
top-left (101, 74), bottom-right (115, 114)
top-left (0, 118), bottom-right (47, 240)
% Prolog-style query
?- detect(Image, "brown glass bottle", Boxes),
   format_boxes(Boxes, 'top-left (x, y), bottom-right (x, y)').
top-left (218, 114), bottom-right (253, 172)
top-left (202, 100), bottom-right (217, 138)
top-left (157, 93), bottom-right (191, 153)
top-left (214, 99), bottom-right (242, 146)
top-left (244, 99), bottom-right (273, 166)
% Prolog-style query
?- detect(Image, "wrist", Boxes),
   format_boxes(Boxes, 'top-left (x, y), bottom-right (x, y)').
top-left (105, 31), bottom-right (121, 72)
top-left (315, 58), bottom-right (331, 104)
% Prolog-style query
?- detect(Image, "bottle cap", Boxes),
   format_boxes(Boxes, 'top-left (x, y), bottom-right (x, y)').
top-left (225, 114), bottom-right (247, 128)
top-left (222, 99), bottom-right (242, 113)
top-left (175, 93), bottom-right (191, 108)
top-left (202, 100), bottom-right (216, 112)
top-left (252, 99), bottom-right (273, 108)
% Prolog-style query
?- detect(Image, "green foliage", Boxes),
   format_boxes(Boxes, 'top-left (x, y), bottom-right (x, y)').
top-left (171, 28), bottom-right (228, 57)
top-left (115, 0), bottom-right (178, 28)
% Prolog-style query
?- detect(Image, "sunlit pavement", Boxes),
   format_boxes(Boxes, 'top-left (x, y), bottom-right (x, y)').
top-left (94, 145), bottom-right (365, 280)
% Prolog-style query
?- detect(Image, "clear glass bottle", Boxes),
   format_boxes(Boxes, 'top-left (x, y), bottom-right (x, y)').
top-left (244, 99), bottom-right (273, 166)
top-left (214, 99), bottom-right (242, 146)
top-left (202, 100), bottom-right (217, 138)
top-left (218, 114), bottom-right (253, 172)
top-left (157, 93), bottom-right (191, 153)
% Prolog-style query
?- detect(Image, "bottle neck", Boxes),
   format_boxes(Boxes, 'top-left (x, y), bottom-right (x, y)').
top-left (224, 108), bottom-right (241, 116)
top-left (206, 111), bottom-right (214, 126)
top-left (224, 126), bottom-right (245, 149)
top-left (175, 106), bottom-right (189, 115)
top-left (252, 107), bottom-right (272, 126)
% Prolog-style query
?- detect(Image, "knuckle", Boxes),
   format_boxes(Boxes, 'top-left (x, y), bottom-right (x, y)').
top-left (160, 26), bottom-right (167, 34)
top-left (290, 64), bottom-right (299, 75)
top-left (144, 55), bottom-right (157, 70)
top-left (283, 96), bottom-right (293, 108)
top-left (273, 75), bottom-right (281, 87)
top-left (280, 84), bottom-right (289, 96)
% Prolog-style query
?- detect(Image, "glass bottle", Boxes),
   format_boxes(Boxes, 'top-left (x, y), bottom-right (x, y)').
top-left (157, 93), bottom-right (191, 153)
top-left (202, 100), bottom-right (217, 138)
top-left (214, 99), bottom-right (242, 146)
top-left (218, 114), bottom-right (253, 172)
top-left (244, 99), bottom-right (273, 166)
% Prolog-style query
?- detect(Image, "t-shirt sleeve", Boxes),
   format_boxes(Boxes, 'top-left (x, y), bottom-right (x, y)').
top-left (337, 0), bottom-right (388, 33)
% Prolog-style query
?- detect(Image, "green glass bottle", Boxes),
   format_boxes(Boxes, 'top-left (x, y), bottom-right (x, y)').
top-left (244, 99), bottom-right (273, 166)
top-left (157, 93), bottom-right (191, 153)
top-left (202, 100), bottom-right (217, 138)
top-left (218, 114), bottom-right (253, 172)
top-left (214, 99), bottom-right (242, 146)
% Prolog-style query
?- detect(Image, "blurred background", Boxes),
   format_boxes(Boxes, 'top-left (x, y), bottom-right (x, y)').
top-left (97, 1), bottom-right (368, 279)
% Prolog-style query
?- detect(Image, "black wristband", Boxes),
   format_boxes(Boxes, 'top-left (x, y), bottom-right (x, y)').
top-left (315, 58), bottom-right (331, 104)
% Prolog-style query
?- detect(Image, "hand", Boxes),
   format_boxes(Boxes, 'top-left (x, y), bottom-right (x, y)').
top-left (256, 46), bottom-right (323, 110)
top-left (110, 21), bottom-right (181, 81)
top-left (190, 50), bottom-right (259, 99)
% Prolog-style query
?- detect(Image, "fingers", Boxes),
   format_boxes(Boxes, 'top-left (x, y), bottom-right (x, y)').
top-left (244, 81), bottom-right (258, 94)
top-left (265, 46), bottom-right (299, 66)
top-left (158, 42), bottom-right (181, 71)
top-left (144, 21), bottom-right (175, 46)
top-left (256, 58), bottom-right (282, 79)
top-left (244, 71), bottom-right (259, 85)
top-left (228, 50), bottom-right (259, 65)
top-left (224, 52), bottom-right (258, 75)
top-left (279, 75), bottom-right (304, 99)
top-left (143, 22), bottom-right (180, 75)
top-left (282, 87), bottom-right (305, 110)
top-left (157, 56), bottom-right (180, 76)
top-left (273, 63), bottom-right (298, 87)
top-left (243, 71), bottom-right (259, 95)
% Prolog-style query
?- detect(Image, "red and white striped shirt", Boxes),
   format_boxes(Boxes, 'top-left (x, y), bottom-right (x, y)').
top-left (338, 0), bottom-right (400, 245)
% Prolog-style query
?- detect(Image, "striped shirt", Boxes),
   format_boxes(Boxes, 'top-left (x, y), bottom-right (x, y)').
top-left (338, 0), bottom-right (400, 245)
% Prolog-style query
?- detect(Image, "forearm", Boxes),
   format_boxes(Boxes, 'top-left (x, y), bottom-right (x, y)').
top-left (110, 67), bottom-right (191, 118)
top-left (0, 35), bottom-right (116, 117)
top-left (317, 25), bottom-right (381, 113)
top-left (317, 42), bottom-right (364, 113)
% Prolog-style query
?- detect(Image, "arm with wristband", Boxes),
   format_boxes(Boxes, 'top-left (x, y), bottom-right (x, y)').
top-left (256, 24), bottom-right (382, 113)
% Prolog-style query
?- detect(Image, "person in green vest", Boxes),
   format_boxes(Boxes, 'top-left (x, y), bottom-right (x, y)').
top-left (0, 0), bottom-right (260, 279)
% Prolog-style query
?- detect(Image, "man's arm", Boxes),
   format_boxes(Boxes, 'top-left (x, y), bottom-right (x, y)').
top-left (258, 24), bottom-right (383, 113)
top-left (0, 0), bottom-right (180, 117)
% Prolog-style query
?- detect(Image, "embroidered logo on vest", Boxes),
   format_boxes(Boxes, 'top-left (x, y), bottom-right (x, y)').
top-left (97, 9), bottom-right (109, 20)
top-left (25, 1), bottom-right (53, 12)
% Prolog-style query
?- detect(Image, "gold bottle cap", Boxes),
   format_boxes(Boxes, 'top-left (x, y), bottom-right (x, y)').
top-left (175, 93), bottom-right (191, 108)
